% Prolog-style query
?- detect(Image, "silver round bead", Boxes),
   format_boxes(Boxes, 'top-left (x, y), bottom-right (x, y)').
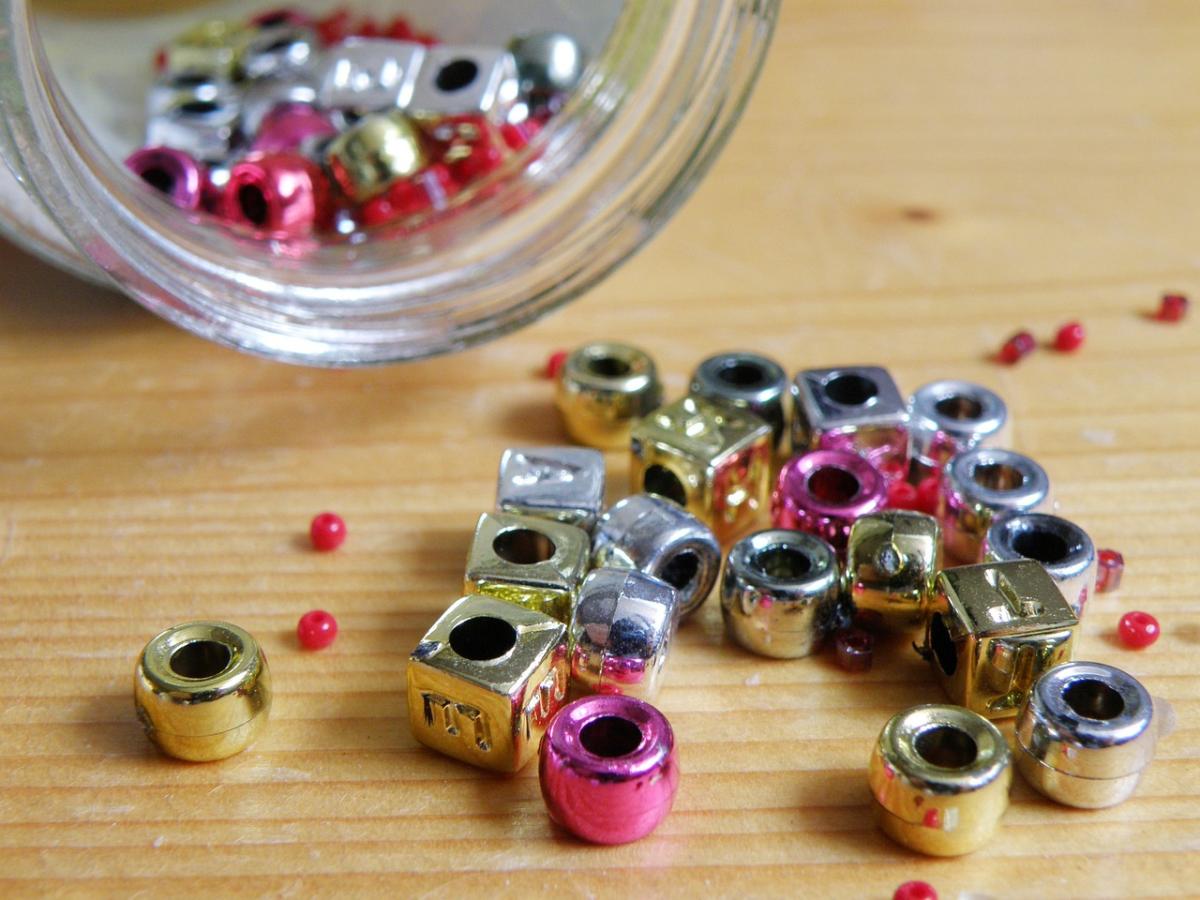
top-left (941, 448), bottom-right (1050, 562)
top-left (689, 351), bottom-right (789, 449)
top-left (908, 380), bottom-right (1009, 479)
top-left (508, 31), bottom-right (585, 97)
top-left (983, 512), bottom-right (1096, 619)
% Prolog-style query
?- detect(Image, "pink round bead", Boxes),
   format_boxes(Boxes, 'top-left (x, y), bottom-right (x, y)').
top-left (539, 695), bottom-right (679, 844)
top-left (124, 146), bottom-right (206, 211)
top-left (251, 103), bottom-right (338, 154)
top-left (223, 152), bottom-right (331, 238)
top-left (771, 449), bottom-right (886, 555)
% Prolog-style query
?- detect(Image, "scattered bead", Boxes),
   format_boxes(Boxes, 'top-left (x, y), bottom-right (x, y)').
top-left (886, 479), bottom-right (920, 511)
top-left (1117, 611), bottom-right (1160, 650)
top-left (314, 8), bottom-right (352, 45)
top-left (1157, 292), bottom-right (1189, 323)
top-left (893, 881), bottom-right (938, 900)
top-left (835, 628), bottom-right (874, 672)
top-left (915, 475), bottom-right (941, 516)
top-left (310, 512), bottom-right (347, 552)
top-left (1054, 321), bottom-right (1085, 352)
top-left (297, 609), bottom-right (339, 650)
top-left (545, 349), bottom-right (568, 380)
top-left (998, 330), bottom-right (1036, 365)
top-left (1096, 548), bottom-right (1125, 593)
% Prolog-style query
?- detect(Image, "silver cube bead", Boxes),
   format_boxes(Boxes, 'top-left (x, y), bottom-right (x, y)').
top-left (146, 91), bottom-right (241, 163)
top-left (908, 380), bottom-right (1009, 481)
top-left (592, 494), bottom-right (720, 620)
top-left (408, 44), bottom-right (520, 123)
top-left (316, 38), bottom-right (426, 116)
top-left (496, 446), bottom-right (605, 531)
top-left (569, 567), bottom-right (678, 701)
top-left (242, 23), bottom-right (319, 81)
top-left (983, 512), bottom-right (1096, 619)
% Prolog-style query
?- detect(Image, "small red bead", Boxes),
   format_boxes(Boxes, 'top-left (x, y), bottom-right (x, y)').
top-left (386, 16), bottom-right (416, 40)
top-left (310, 512), bottom-right (347, 552)
top-left (998, 330), bottom-right (1036, 364)
top-left (315, 8), bottom-right (352, 45)
top-left (297, 609), bottom-right (339, 650)
top-left (915, 475), bottom-right (941, 516)
top-left (153, 47), bottom-right (167, 72)
top-left (835, 628), bottom-right (874, 672)
top-left (1117, 611), bottom-right (1160, 650)
top-left (545, 350), bottom-right (568, 380)
top-left (894, 881), bottom-right (938, 900)
top-left (500, 118), bottom-right (542, 151)
top-left (1054, 321), bottom-right (1086, 352)
top-left (355, 17), bottom-right (381, 38)
top-left (1096, 548), bottom-right (1125, 593)
top-left (886, 480), bottom-right (920, 511)
top-left (1157, 293), bottom-right (1189, 322)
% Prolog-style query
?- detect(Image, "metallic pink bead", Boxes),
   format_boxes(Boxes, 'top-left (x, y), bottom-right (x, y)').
top-left (539, 695), bottom-right (679, 844)
top-left (771, 449), bottom-right (887, 556)
top-left (222, 152), bottom-right (332, 238)
top-left (250, 103), bottom-right (338, 154)
top-left (124, 146), bottom-right (206, 210)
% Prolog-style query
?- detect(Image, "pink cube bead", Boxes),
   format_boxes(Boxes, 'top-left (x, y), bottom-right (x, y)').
top-left (251, 103), bottom-right (338, 155)
top-left (539, 695), bottom-right (679, 844)
top-left (771, 449), bottom-right (887, 556)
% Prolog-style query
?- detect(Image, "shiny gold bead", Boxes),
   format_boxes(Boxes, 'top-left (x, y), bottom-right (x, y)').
top-left (164, 19), bottom-right (252, 81)
top-left (847, 510), bottom-right (941, 629)
top-left (555, 342), bottom-right (662, 450)
top-left (326, 111), bottom-right (428, 203)
top-left (868, 704), bottom-right (1011, 856)
top-left (133, 621), bottom-right (271, 762)
top-left (631, 395), bottom-right (773, 543)
top-left (407, 594), bottom-right (569, 773)
top-left (464, 512), bottom-right (590, 623)
top-left (920, 560), bottom-right (1079, 718)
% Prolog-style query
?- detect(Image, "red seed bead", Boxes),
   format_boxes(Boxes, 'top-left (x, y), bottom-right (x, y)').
top-left (1054, 321), bottom-right (1085, 352)
top-left (998, 330), bottom-right (1036, 364)
top-left (894, 882), bottom-right (938, 900)
top-left (1118, 611), bottom-right (1160, 650)
top-left (835, 628), bottom-right (874, 672)
top-left (500, 118), bottom-right (542, 151)
top-left (386, 16), bottom-right (416, 40)
top-left (1158, 293), bottom-right (1189, 322)
top-left (915, 475), bottom-right (941, 516)
top-left (1096, 548), bottom-right (1125, 593)
top-left (310, 512), bottom-right (347, 552)
top-left (886, 480), bottom-right (920, 511)
top-left (545, 349), bottom-right (568, 380)
top-left (355, 17), bottom-right (381, 38)
top-left (315, 8), bottom-right (352, 45)
top-left (297, 609), bottom-right (338, 650)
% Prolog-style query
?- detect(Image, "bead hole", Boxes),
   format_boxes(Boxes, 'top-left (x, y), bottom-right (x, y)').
top-left (929, 613), bottom-right (957, 677)
top-left (238, 184), bottom-right (270, 226)
top-left (660, 550), bottom-right (699, 591)
top-left (972, 462), bottom-right (1026, 491)
top-left (140, 167), bottom-right (176, 195)
top-left (586, 355), bottom-right (631, 377)
top-left (177, 99), bottom-right (219, 116)
top-left (169, 639), bottom-right (232, 679)
top-left (752, 544), bottom-right (812, 579)
top-left (717, 361), bottom-right (767, 387)
top-left (643, 465), bottom-right (687, 507)
top-left (807, 465), bottom-right (860, 504)
top-left (492, 527), bottom-right (556, 565)
top-left (823, 373), bottom-right (878, 406)
top-left (1063, 678), bottom-right (1125, 720)
top-left (915, 725), bottom-right (978, 769)
top-left (579, 715), bottom-right (643, 758)
top-left (449, 616), bottom-right (518, 661)
top-left (1011, 528), bottom-right (1071, 564)
top-left (171, 73), bottom-right (211, 88)
top-left (435, 58), bottom-right (480, 92)
top-left (934, 394), bottom-right (984, 420)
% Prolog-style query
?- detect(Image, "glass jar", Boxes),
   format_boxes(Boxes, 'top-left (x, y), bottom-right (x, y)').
top-left (0, 0), bottom-right (778, 365)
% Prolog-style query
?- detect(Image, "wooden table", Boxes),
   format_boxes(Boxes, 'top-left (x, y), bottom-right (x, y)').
top-left (3, 2), bottom-right (1198, 896)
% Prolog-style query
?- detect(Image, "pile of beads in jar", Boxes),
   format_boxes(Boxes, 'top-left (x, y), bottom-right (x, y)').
top-left (129, 342), bottom-right (1162, 859)
top-left (124, 8), bottom-right (583, 238)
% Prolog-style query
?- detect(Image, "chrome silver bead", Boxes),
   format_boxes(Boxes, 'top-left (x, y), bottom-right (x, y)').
top-left (569, 568), bottom-right (678, 701)
top-left (316, 38), bottom-right (427, 115)
top-left (496, 446), bottom-right (606, 531)
top-left (242, 23), bottom-right (319, 81)
top-left (1016, 661), bottom-right (1157, 808)
top-left (908, 380), bottom-right (1009, 481)
top-left (508, 31), bottom-right (585, 97)
top-left (721, 529), bottom-right (844, 659)
top-left (146, 90), bottom-right (242, 163)
top-left (146, 73), bottom-right (235, 119)
top-left (689, 351), bottom-right (789, 450)
top-left (983, 512), bottom-right (1096, 619)
top-left (592, 494), bottom-right (721, 620)
top-left (408, 45), bottom-right (521, 123)
top-left (941, 448), bottom-right (1050, 563)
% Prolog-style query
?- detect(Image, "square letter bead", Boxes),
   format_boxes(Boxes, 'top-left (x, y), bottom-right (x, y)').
top-left (630, 395), bottom-right (773, 543)
top-left (791, 366), bottom-right (909, 481)
top-left (496, 447), bottom-right (606, 530)
top-left (464, 512), bottom-right (590, 623)
top-left (922, 560), bottom-right (1079, 718)
top-left (316, 38), bottom-right (427, 115)
top-left (407, 594), bottom-right (568, 772)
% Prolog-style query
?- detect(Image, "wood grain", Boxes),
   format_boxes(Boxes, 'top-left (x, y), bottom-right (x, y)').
top-left (3, 1), bottom-right (1200, 896)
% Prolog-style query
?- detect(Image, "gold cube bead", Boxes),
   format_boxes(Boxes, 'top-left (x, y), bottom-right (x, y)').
top-left (464, 512), bottom-right (590, 623)
top-left (847, 510), bottom-right (942, 628)
top-left (630, 394), bottom-right (773, 543)
top-left (868, 704), bottom-right (1012, 856)
top-left (326, 110), bottom-right (428, 203)
top-left (133, 621), bottom-right (271, 762)
top-left (921, 560), bottom-right (1079, 718)
top-left (407, 594), bottom-right (568, 773)
top-left (555, 342), bottom-right (662, 450)
top-left (165, 19), bottom-right (252, 81)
